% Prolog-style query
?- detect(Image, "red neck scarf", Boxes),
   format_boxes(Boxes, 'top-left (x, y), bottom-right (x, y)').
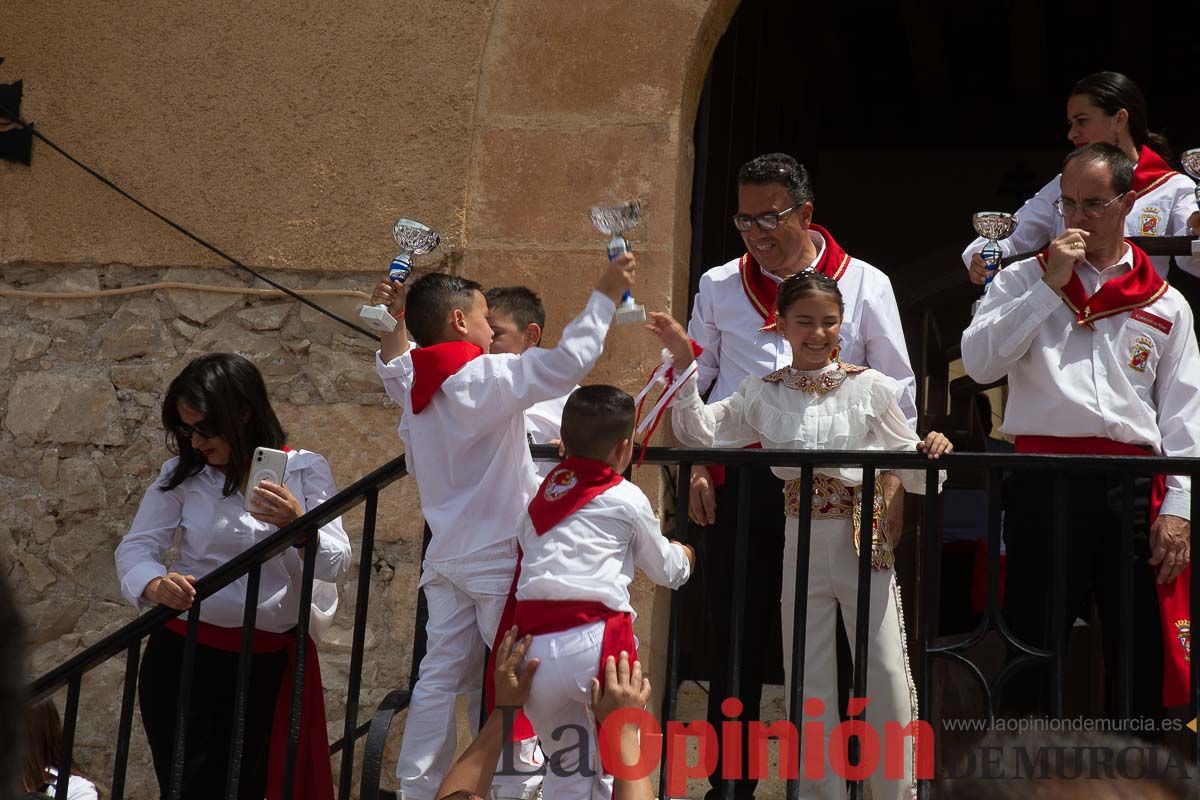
top-left (527, 456), bottom-right (623, 535)
top-left (409, 341), bottom-right (483, 413)
top-left (1132, 146), bottom-right (1179, 197)
top-left (738, 223), bottom-right (851, 331)
top-left (1036, 241), bottom-right (1167, 329)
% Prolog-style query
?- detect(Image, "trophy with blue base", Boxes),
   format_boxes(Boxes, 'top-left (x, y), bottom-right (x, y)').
top-left (589, 200), bottom-right (646, 324)
top-left (1182, 149), bottom-right (1200, 259)
top-left (970, 211), bottom-right (1016, 316)
top-left (359, 218), bottom-right (441, 333)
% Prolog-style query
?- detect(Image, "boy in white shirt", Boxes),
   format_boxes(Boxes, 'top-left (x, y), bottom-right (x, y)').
top-left (371, 257), bottom-right (634, 800)
top-left (514, 385), bottom-right (695, 800)
top-left (485, 285), bottom-right (576, 478)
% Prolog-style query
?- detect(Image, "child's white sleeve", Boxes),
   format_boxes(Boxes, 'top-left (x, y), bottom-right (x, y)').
top-left (453, 292), bottom-right (616, 428)
top-left (375, 343), bottom-right (415, 406)
top-left (629, 493), bottom-right (691, 589)
top-left (871, 399), bottom-right (946, 495)
top-left (669, 374), bottom-right (759, 448)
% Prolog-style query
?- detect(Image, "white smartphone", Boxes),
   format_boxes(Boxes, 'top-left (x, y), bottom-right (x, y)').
top-left (243, 447), bottom-right (290, 513)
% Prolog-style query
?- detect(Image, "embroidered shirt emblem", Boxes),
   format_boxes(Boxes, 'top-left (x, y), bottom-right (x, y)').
top-left (543, 468), bottom-right (577, 501)
top-left (1129, 335), bottom-right (1153, 373)
top-left (1140, 207), bottom-right (1162, 236)
top-left (1177, 619), bottom-right (1191, 663)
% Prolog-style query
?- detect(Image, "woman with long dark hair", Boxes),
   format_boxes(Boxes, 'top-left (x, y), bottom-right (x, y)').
top-left (115, 353), bottom-right (350, 800)
top-left (21, 700), bottom-right (99, 799)
top-left (964, 71), bottom-right (1200, 281)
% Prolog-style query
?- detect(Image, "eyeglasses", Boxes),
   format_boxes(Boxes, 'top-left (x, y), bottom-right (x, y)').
top-left (174, 419), bottom-right (219, 440)
top-left (732, 204), bottom-right (800, 232)
top-left (1054, 194), bottom-right (1124, 219)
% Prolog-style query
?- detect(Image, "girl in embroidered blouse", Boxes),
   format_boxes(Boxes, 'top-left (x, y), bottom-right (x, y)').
top-left (647, 271), bottom-right (950, 800)
top-left (115, 353), bottom-right (350, 800)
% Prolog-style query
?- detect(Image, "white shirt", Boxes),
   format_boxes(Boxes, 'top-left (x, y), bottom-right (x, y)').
top-left (670, 364), bottom-right (939, 494)
top-left (526, 391), bottom-right (574, 479)
top-left (961, 245), bottom-right (1200, 519)
top-left (44, 767), bottom-right (98, 800)
top-left (376, 291), bottom-right (616, 563)
top-left (961, 171), bottom-right (1200, 278)
top-left (688, 229), bottom-right (917, 427)
top-left (115, 450), bottom-right (352, 632)
top-left (515, 480), bottom-right (692, 614)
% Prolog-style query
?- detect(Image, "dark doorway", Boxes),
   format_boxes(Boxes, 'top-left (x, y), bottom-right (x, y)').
top-left (677, 0), bottom-right (1199, 748)
top-left (689, 0), bottom-right (1200, 314)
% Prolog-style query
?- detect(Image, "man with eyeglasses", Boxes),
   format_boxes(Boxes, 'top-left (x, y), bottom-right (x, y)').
top-left (962, 142), bottom-right (1200, 723)
top-left (684, 152), bottom-right (915, 800)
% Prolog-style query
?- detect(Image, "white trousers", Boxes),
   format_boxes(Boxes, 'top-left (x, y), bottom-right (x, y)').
top-left (395, 539), bottom-right (543, 800)
top-left (781, 517), bottom-right (918, 800)
top-left (523, 621), bottom-right (615, 800)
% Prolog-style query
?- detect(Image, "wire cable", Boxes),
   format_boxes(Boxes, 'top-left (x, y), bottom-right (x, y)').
top-left (0, 102), bottom-right (381, 342)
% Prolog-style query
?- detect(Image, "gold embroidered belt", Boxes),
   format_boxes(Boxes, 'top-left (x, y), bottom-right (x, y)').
top-left (783, 474), bottom-right (893, 570)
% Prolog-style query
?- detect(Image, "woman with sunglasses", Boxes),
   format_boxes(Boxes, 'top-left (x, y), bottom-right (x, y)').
top-left (964, 71), bottom-right (1200, 283)
top-left (115, 353), bottom-right (350, 800)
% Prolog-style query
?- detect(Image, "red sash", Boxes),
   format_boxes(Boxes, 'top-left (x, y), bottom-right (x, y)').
top-left (527, 457), bottom-right (624, 534)
top-left (513, 600), bottom-right (637, 680)
top-left (1014, 435), bottom-right (1188, 707)
top-left (409, 341), bottom-right (484, 413)
top-left (1036, 241), bottom-right (1167, 329)
top-left (1132, 146), bottom-right (1179, 198)
top-left (164, 619), bottom-right (333, 800)
top-left (738, 224), bottom-right (851, 331)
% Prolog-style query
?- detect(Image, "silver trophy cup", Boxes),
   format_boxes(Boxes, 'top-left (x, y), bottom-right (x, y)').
top-left (360, 218), bottom-right (441, 334)
top-left (971, 212), bottom-right (1017, 316)
top-left (1182, 149), bottom-right (1200, 258)
top-left (589, 200), bottom-right (645, 324)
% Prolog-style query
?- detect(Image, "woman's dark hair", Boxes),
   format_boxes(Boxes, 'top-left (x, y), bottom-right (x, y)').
top-left (22, 700), bottom-right (92, 794)
top-left (776, 270), bottom-right (844, 319)
top-left (161, 353), bottom-right (286, 497)
top-left (1070, 71), bottom-right (1171, 161)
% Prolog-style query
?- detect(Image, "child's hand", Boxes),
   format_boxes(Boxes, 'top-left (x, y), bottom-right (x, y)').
top-left (596, 252), bottom-right (636, 303)
top-left (644, 312), bottom-right (694, 371)
top-left (370, 278), bottom-right (407, 321)
top-left (917, 431), bottom-right (953, 460)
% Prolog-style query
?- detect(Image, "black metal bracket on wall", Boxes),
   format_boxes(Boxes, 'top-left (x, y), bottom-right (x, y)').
top-left (0, 75), bottom-right (33, 166)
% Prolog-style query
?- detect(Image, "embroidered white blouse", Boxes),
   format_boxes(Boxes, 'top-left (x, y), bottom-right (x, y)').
top-left (687, 230), bottom-right (918, 428)
top-left (115, 449), bottom-right (352, 632)
top-left (670, 363), bottom-right (941, 494)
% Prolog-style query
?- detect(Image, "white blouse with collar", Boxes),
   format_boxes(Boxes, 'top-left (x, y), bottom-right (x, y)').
top-left (115, 449), bottom-right (351, 632)
top-left (670, 362), bottom-right (941, 494)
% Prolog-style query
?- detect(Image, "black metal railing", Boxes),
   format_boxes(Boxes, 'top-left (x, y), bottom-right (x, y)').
top-left (29, 454), bottom-right (411, 800)
top-left (607, 445), bottom-right (1200, 800)
top-left (29, 443), bottom-right (1200, 800)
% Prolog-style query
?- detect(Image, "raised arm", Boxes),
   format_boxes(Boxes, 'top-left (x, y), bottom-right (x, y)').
top-left (960, 246), bottom-right (1071, 384)
top-left (686, 274), bottom-right (722, 395)
top-left (961, 176), bottom-right (1061, 269)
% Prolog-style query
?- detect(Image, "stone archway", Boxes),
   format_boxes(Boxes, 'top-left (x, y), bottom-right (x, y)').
top-left (458, 0), bottom-right (741, 689)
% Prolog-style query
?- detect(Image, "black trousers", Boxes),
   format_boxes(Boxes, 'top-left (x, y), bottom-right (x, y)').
top-left (139, 627), bottom-right (288, 800)
top-left (693, 464), bottom-right (786, 800)
top-left (1002, 471), bottom-right (1165, 723)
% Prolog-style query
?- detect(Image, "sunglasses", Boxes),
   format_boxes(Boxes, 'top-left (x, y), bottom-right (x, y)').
top-left (174, 419), bottom-right (219, 440)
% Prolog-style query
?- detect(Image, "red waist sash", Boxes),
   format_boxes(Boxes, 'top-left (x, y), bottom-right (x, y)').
top-left (1013, 435), bottom-right (1188, 707)
top-left (163, 618), bottom-right (333, 800)
top-left (513, 599), bottom-right (638, 682)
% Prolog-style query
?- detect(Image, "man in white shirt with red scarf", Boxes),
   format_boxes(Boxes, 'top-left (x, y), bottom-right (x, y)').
top-left (962, 142), bottom-right (1199, 721)
top-left (684, 152), bottom-right (916, 800)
